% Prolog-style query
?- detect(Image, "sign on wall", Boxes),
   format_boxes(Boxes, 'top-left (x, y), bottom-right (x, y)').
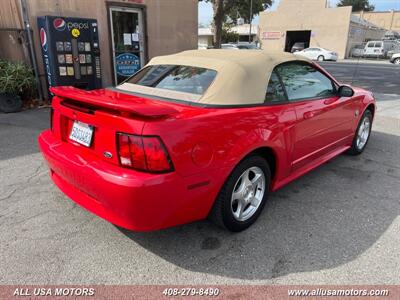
top-left (115, 53), bottom-right (140, 77)
top-left (262, 31), bottom-right (282, 40)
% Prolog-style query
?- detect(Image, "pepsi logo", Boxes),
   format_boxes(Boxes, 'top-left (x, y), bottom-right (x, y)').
top-left (40, 28), bottom-right (47, 51)
top-left (53, 18), bottom-right (66, 31)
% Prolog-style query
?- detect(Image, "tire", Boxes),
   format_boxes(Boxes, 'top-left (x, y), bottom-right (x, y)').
top-left (209, 155), bottom-right (271, 232)
top-left (394, 58), bottom-right (400, 65)
top-left (348, 110), bottom-right (373, 155)
top-left (317, 55), bottom-right (325, 62)
top-left (0, 93), bottom-right (22, 113)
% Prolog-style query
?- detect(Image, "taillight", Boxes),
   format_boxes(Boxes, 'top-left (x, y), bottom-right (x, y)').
top-left (117, 133), bottom-right (173, 173)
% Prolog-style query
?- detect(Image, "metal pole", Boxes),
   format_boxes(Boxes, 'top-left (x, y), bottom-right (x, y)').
top-left (249, 0), bottom-right (253, 43)
top-left (20, 0), bottom-right (44, 101)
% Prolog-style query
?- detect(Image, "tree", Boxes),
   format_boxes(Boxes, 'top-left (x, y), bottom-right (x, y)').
top-left (199, 0), bottom-right (272, 48)
top-left (337, 0), bottom-right (375, 12)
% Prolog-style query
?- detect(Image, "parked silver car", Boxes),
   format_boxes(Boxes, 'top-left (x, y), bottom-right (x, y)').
top-left (390, 52), bottom-right (400, 64)
top-left (350, 44), bottom-right (365, 58)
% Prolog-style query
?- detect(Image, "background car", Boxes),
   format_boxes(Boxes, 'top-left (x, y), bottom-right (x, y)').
top-left (364, 40), bottom-right (395, 58)
top-left (294, 47), bottom-right (338, 61)
top-left (38, 50), bottom-right (375, 232)
top-left (390, 52), bottom-right (400, 64)
top-left (290, 42), bottom-right (305, 53)
top-left (221, 42), bottom-right (259, 50)
top-left (350, 44), bottom-right (365, 58)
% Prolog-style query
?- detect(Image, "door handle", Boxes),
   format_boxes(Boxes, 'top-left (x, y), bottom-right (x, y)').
top-left (303, 111), bottom-right (315, 119)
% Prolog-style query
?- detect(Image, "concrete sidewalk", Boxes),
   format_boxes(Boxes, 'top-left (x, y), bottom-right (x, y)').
top-left (330, 59), bottom-right (392, 65)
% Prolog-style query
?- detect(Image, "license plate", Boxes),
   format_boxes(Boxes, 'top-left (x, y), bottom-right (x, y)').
top-left (69, 121), bottom-right (93, 147)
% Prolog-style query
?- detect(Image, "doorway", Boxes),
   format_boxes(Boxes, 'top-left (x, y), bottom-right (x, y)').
top-left (285, 30), bottom-right (311, 52)
top-left (109, 6), bottom-right (146, 85)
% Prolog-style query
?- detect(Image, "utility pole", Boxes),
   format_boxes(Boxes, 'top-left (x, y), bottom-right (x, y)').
top-left (21, 0), bottom-right (43, 101)
top-left (249, 0), bottom-right (253, 43)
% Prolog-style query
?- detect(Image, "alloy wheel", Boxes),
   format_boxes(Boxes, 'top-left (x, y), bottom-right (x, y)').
top-left (356, 116), bottom-right (371, 150)
top-left (230, 166), bottom-right (265, 222)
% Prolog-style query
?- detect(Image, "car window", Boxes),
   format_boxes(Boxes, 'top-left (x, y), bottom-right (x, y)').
top-left (367, 43), bottom-right (374, 48)
top-left (265, 71), bottom-right (287, 103)
top-left (125, 65), bottom-right (217, 95)
top-left (375, 42), bottom-right (382, 48)
top-left (276, 62), bottom-right (336, 101)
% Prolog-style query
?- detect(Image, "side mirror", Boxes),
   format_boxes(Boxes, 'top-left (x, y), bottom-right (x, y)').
top-left (338, 85), bottom-right (354, 97)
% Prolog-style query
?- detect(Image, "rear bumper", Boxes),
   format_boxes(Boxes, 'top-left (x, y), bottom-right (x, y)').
top-left (38, 130), bottom-right (219, 231)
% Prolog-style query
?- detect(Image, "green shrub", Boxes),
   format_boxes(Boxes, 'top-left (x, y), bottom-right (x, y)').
top-left (0, 59), bottom-right (36, 99)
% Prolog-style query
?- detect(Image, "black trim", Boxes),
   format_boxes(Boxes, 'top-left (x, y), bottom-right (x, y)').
top-left (107, 87), bottom-right (274, 109)
top-left (263, 70), bottom-right (290, 105)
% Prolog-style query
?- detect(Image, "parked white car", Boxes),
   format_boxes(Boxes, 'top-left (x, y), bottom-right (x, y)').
top-left (390, 52), bottom-right (400, 64)
top-left (294, 47), bottom-right (338, 61)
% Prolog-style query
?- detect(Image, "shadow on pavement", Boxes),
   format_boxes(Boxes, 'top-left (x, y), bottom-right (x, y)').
top-left (119, 130), bottom-right (400, 280)
top-left (0, 108), bottom-right (49, 161)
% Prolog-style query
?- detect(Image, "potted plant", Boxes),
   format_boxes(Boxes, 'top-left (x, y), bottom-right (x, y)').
top-left (0, 59), bottom-right (36, 113)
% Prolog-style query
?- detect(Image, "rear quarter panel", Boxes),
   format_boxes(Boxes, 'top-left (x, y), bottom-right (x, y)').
top-left (142, 105), bottom-right (296, 188)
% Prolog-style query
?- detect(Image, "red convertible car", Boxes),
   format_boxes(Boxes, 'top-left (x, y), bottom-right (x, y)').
top-left (38, 50), bottom-right (376, 232)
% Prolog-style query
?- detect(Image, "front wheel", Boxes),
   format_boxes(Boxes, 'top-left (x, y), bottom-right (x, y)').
top-left (317, 55), bottom-right (325, 62)
top-left (394, 58), bottom-right (400, 65)
top-left (348, 110), bottom-right (373, 155)
top-left (209, 155), bottom-right (271, 232)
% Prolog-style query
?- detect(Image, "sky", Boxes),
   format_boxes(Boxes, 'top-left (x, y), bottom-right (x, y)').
top-left (198, 0), bottom-right (400, 26)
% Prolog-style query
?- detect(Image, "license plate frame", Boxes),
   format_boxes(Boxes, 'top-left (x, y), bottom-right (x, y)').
top-left (69, 121), bottom-right (94, 147)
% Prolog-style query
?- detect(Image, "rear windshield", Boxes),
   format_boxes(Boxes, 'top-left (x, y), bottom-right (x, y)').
top-left (124, 65), bottom-right (217, 95)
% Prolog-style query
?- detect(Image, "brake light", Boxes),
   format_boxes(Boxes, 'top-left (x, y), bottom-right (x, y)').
top-left (117, 133), bottom-right (173, 173)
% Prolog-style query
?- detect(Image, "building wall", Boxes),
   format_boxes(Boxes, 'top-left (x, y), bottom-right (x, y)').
top-left (353, 10), bottom-right (400, 32)
top-left (259, 0), bottom-right (352, 59)
top-left (0, 0), bottom-right (197, 95)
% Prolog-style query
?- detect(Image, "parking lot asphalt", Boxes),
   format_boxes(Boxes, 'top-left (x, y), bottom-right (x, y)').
top-left (319, 61), bottom-right (400, 95)
top-left (0, 63), bottom-right (399, 285)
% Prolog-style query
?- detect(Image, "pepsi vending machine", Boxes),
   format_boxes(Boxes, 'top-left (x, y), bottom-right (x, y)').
top-left (37, 16), bottom-right (102, 94)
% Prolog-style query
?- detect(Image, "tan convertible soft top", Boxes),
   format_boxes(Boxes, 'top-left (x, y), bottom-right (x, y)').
top-left (118, 50), bottom-right (309, 105)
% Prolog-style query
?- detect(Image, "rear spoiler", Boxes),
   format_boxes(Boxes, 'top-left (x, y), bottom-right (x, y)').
top-left (50, 86), bottom-right (179, 118)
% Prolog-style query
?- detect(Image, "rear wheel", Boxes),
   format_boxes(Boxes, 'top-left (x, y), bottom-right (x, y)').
top-left (209, 155), bottom-right (271, 232)
top-left (317, 55), bottom-right (325, 61)
top-left (394, 58), bottom-right (400, 65)
top-left (348, 110), bottom-right (373, 155)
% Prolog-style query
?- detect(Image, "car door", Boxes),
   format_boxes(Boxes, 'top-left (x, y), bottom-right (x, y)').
top-left (364, 41), bottom-right (375, 56)
top-left (308, 48), bottom-right (320, 60)
top-left (300, 48), bottom-right (313, 59)
top-left (275, 61), bottom-right (356, 171)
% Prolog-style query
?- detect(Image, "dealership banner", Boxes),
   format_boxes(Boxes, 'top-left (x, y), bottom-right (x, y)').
top-left (0, 285), bottom-right (398, 299)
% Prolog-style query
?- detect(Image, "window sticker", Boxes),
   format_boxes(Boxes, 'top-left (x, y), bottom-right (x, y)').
top-left (59, 66), bottom-right (67, 76)
top-left (80, 66), bottom-right (87, 76)
top-left (56, 41), bottom-right (64, 51)
top-left (64, 42), bottom-right (72, 51)
top-left (86, 54), bottom-right (92, 64)
top-left (57, 54), bottom-right (65, 64)
top-left (85, 42), bottom-right (91, 52)
top-left (78, 42), bottom-right (85, 52)
top-left (67, 66), bottom-right (74, 76)
top-left (65, 54), bottom-right (73, 64)
top-left (79, 54), bottom-right (86, 64)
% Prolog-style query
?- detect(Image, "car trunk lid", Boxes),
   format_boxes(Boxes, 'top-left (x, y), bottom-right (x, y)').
top-left (50, 86), bottom-right (181, 167)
